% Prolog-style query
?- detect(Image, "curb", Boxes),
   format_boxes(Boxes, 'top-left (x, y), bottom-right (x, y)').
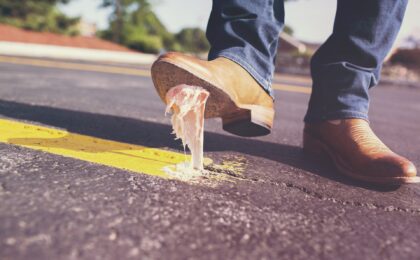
top-left (0, 41), bottom-right (157, 65)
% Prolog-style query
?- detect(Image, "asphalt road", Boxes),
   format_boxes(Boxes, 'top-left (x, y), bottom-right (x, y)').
top-left (0, 56), bottom-right (420, 260)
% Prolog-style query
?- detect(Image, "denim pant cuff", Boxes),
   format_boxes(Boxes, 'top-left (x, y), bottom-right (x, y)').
top-left (208, 50), bottom-right (275, 99)
top-left (304, 110), bottom-right (369, 123)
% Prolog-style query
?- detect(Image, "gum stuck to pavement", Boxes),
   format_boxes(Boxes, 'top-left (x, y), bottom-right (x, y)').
top-left (165, 84), bottom-right (210, 172)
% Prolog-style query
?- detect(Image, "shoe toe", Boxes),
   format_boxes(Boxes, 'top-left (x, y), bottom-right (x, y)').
top-left (369, 155), bottom-right (417, 178)
top-left (401, 161), bottom-right (417, 178)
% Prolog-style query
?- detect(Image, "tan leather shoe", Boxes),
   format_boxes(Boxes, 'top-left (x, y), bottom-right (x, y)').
top-left (151, 52), bottom-right (274, 137)
top-left (303, 119), bottom-right (419, 185)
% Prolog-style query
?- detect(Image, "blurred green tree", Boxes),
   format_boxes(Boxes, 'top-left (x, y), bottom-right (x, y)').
top-left (99, 0), bottom-right (182, 53)
top-left (100, 0), bottom-right (135, 43)
top-left (175, 28), bottom-right (210, 54)
top-left (99, 0), bottom-right (211, 54)
top-left (0, 0), bottom-right (80, 35)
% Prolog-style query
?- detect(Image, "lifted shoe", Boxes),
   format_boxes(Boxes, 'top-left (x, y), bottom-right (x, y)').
top-left (151, 52), bottom-right (275, 137)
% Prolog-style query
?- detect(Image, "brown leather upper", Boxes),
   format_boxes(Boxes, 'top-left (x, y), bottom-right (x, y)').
top-left (305, 119), bottom-right (417, 179)
top-left (158, 52), bottom-right (274, 109)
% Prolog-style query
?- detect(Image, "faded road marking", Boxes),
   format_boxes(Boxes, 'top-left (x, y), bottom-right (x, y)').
top-left (0, 56), bottom-right (150, 77)
top-left (272, 83), bottom-right (311, 94)
top-left (0, 118), bottom-right (190, 178)
top-left (0, 55), bottom-right (311, 94)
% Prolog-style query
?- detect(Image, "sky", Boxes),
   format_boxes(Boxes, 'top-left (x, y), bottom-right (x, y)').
top-left (60, 0), bottom-right (420, 45)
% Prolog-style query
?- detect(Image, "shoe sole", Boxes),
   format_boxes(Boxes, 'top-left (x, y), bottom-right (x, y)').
top-left (303, 131), bottom-right (420, 185)
top-left (151, 58), bottom-right (274, 137)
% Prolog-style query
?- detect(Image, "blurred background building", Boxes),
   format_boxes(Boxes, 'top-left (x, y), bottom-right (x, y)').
top-left (77, 20), bottom-right (97, 37)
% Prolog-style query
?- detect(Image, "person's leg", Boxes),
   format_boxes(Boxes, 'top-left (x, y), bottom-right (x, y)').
top-left (206, 0), bottom-right (285, 98)
top-left (305, 0), bottom-right (408, 122)
top-left (303, 0), bottom-right (418, 184)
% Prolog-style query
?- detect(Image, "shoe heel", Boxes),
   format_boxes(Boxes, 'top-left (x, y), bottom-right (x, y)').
top-left (303, 132), bottom-right (329, 161)
top-left (222, 105), bottom-right (274, 137)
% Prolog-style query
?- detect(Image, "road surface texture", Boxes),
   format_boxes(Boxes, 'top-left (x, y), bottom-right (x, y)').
top-left (0, 56), bottom-right (420, 260)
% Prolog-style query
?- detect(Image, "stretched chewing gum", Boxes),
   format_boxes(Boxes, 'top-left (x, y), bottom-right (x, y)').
top-left (165, 84), bottom-right (209, 170)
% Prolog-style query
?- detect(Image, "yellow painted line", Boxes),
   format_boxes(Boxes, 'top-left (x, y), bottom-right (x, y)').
top-left (272, 83), bottom-right (311, 94)
top-left (0, 56), bottom-right (151, 77)
top-left (0, 55), bottom-right (311, 94)
top-left (274, 74), bottom-right (312, 85)
top-left (0, 118), bottom-right (190, 178)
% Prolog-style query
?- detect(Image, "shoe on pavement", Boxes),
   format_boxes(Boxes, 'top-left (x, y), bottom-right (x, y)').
top-left (151, 52), bottom-right (274, 137)
top-left (303, 119), bottom-right (419, 185)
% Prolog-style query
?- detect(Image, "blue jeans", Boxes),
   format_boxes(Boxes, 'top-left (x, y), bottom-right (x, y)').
top-left (207, 0), bottom-right (408, 123)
